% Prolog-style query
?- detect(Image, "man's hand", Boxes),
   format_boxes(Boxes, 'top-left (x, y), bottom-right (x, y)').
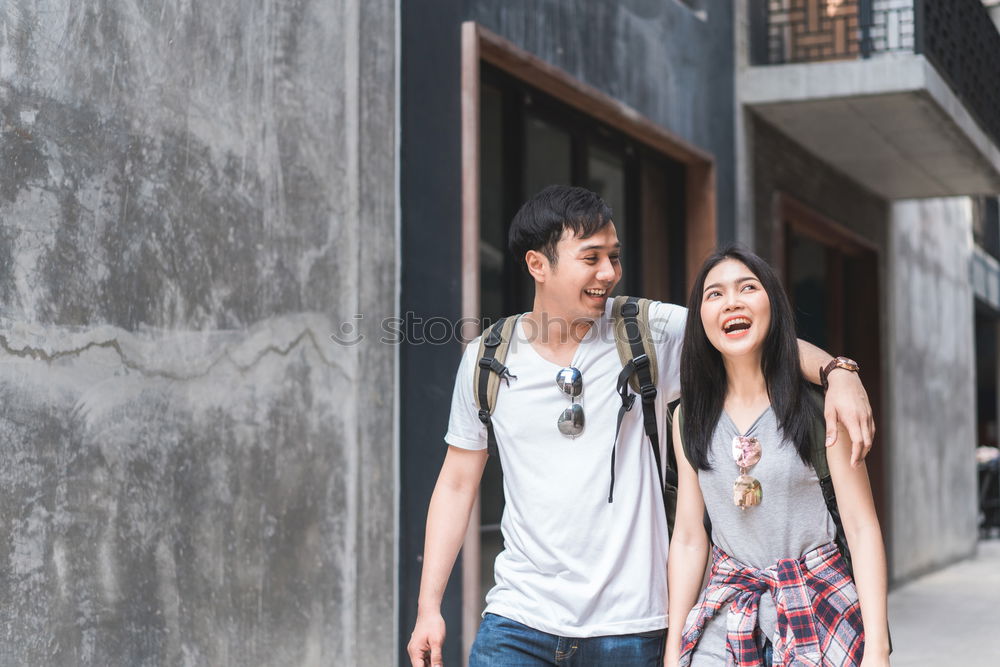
top-left (407, 446), bottom-right (486, 666)
top-left (823, 369), bottom-right (874, 466)
top-left (407, 610), bottom-right (446, 667)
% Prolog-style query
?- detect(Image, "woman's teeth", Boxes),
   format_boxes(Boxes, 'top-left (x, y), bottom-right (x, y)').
top-left (724, 317), bottom-right (751, 333)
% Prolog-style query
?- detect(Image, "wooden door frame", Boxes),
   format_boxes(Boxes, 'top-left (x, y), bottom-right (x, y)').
top-left (773, 193), bottom-right (879, 355)
top-left (771, 193), bottom-right (879, 270)
top-left (772, 192), bottom-right (890, 565)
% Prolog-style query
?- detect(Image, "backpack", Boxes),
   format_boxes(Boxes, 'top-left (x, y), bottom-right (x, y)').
top-left (677, 390), bottom-right (853, 576)
top-left (473, 296), bottom-right (679, 535)
top-left (803, 389), bottom-right (854, 576)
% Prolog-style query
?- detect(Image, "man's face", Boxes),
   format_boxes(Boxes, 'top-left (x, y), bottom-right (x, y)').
top-left (540, 223), bottom-right (622, 321)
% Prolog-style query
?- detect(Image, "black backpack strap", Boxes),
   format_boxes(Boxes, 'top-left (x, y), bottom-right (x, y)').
top-left (474, 316), bottom-right (520, 458)
top-left (610, 369), bottom-right (636, 501)
top-left (805, 389), bottom-right (853, 576)
top-left (610, 296), bottom-right (671, 502)
top-left (805, 388), bottom-right (891, 652)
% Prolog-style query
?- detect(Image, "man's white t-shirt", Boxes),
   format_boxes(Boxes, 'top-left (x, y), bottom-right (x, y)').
top-left (445, 300), bottom-right (687, 637)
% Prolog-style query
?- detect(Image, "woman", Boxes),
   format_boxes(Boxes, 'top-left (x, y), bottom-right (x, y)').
top-left (664, 247), bottom-right (889, 666)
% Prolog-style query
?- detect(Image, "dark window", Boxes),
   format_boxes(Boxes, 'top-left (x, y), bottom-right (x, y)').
top-left (781, 202), bottom-right (886, 533)
top-left (973, 196), bottom-right (1000, 261)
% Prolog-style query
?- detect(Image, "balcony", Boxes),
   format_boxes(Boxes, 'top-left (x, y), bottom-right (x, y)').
top-left (742, 0), bottom-right (1000, 199)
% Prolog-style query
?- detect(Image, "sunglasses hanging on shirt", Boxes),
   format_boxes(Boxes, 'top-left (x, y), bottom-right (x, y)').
top-left (732, 435), bottom-right (762, 509)
top-left (555, 366), bottom-right (584, 437)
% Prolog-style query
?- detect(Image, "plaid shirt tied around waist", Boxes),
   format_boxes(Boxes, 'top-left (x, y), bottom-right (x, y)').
top-left (679, 541), bottom-right (864, 667)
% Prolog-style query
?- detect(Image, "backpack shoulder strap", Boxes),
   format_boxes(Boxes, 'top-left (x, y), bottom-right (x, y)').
top-left (676, 403), bottom-right (683, 432)
top-left (473, 315), bottom-right (520, 458)
top-left (612, 296), bottom-right (659, 392)
top-left (610, 296), bottom-right (675, 504)
top-left (805, 388), bottom-right (853, 577)
top-left (612, 296), bottom-right (661, 452)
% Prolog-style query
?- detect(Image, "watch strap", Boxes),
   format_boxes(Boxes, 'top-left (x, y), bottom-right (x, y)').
top-left (820, 356), bottom-right (859, 390)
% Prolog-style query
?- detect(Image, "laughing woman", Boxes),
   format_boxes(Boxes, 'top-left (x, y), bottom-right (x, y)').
top-left (663, 247), bottom-right (889, 667)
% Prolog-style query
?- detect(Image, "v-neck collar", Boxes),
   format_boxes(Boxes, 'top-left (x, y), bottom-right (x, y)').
top-left (722, 404), bottom-right (773, 437)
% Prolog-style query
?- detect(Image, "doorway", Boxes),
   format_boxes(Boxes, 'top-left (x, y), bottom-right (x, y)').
top-left (779, 196), bottom-right (889, 540)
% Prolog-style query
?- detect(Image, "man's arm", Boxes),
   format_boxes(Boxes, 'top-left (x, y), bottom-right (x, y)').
top-left (797, 339), bottom-right (874, 466)
top-left (407, 445), bottom-right (489, 667)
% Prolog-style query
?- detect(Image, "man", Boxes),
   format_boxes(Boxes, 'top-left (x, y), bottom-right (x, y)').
top-left (407, 186), bottom-right (874, 666)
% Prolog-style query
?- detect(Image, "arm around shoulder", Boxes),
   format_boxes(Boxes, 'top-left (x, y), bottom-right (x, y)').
top-left (796, 339), bottom-right (875, 464)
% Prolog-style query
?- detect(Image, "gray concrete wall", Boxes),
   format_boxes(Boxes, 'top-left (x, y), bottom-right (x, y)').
top-left (0, 1), bottom-right (396, 665)
top-left (887, 199), bottom-right (978, 581)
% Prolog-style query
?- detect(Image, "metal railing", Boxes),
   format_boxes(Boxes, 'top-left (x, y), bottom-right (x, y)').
top-left (922, 0), bottom-right (1000, 148)
top-left (749, 0), bottom-right (1000, 151)
top-left (750, 0), bottom-right (918, 64)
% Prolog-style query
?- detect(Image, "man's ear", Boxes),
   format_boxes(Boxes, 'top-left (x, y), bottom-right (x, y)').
top-left (525, 250), bottom-right (549, 284)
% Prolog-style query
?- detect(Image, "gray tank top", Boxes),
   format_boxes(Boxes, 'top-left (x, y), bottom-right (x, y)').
top-left (687, 406), bottom-right (835, 665)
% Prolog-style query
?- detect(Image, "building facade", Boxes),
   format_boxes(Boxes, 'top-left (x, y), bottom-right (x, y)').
top-left (735, 0), bottom-right (1000, 582)
top-left (400, 0), bottom-right (1000, 662)
top-left (1, 1), bottom-right (999, 666)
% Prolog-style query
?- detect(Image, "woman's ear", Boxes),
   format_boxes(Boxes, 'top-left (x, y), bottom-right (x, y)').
top-left (525, 250), bottom-right (548, 284)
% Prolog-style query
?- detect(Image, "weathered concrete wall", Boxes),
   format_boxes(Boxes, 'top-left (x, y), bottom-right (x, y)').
top-left (0, 1), bottom-right (396, 665)
top-left (887, 199), bottom-right (978, 581)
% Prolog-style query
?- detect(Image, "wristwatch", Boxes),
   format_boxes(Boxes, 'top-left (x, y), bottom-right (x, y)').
top-left (820, 356), bottom-right (860, 390)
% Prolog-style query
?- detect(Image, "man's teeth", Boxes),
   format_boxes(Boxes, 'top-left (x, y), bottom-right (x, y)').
top-left (585, 289), bottom-right (606, 296)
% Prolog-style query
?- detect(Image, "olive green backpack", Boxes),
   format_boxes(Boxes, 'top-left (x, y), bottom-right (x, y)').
top-left (472, 296), bottom-right (679, 533)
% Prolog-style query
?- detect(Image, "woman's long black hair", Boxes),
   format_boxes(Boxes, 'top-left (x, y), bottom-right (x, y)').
top-left (679, 246), bottom-right (821, 470)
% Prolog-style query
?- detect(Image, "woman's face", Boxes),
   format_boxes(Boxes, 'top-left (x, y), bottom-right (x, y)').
top-left (699, 258), bottom-right (772, 360)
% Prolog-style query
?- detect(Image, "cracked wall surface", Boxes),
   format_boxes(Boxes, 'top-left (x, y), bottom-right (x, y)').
top-left (0, 1), bottom-right (396, 665)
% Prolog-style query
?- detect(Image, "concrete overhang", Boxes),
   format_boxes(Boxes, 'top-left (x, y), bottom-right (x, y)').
top-left (741, 54), bottom-right (1000, 199)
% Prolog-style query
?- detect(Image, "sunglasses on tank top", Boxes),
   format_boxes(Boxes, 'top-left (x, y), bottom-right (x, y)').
top-left (732, 435), bottom-right (763, 509)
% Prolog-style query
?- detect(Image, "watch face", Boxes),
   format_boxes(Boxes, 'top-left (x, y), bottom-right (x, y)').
top-left (835, 357), bottom-right (859, 371)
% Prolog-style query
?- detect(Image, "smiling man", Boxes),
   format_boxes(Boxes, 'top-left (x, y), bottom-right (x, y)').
top-left (406, 185), bottom-right (874, 666)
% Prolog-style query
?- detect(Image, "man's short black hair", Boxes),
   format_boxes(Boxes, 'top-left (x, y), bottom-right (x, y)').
top-left (508, 185), bottom-right (614, 268)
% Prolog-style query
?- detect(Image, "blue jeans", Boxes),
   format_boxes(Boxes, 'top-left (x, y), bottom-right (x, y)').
top-left (470, 613), bottom-right (665, 666)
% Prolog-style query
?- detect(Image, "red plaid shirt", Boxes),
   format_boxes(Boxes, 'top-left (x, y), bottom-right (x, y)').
top-left (679, 542), bottom-right (864, 666)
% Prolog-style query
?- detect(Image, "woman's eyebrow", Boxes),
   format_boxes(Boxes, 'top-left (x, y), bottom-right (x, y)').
top-left (703, 276), bottom-right (758, 293)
